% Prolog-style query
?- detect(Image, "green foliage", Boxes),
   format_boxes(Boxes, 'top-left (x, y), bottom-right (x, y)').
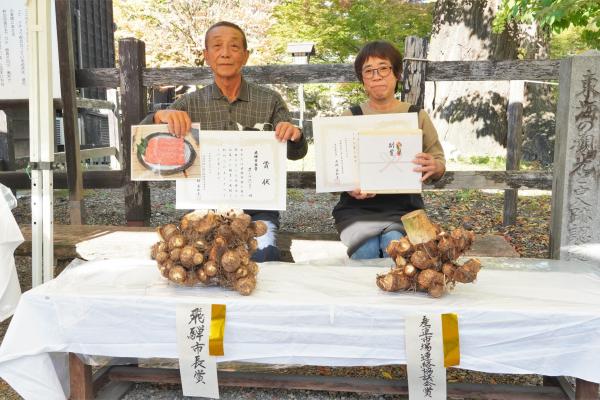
top-left (269, 0), bottom-right (434, 64)
top-left (287, 188), bottom-right (305, 201)
top-left (494, 0), bottom-right (600, 50)
top-left (269, 0), bottom-right (433, 113)
top-left (113, 0), bottom-right (277, 67)
top-left (455, 155), bottom-right (506, 170)
top-left (550, 25), bottom-right (592, 57)
top-left (136, 137), bottom-right (149, 158)
top-left (453, 189), bottom-right (479, 203)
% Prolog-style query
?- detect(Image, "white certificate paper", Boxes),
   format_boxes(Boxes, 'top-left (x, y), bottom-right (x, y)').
top-left (176, 304), bottom-right (219, 399)
top-left (313, 113), bottom-right (418, 192)
top-left (405, 314), bottom-right (447, 400)
top-left (176, 131), bottom-right (287, 210)
top-left (358, 129), bottom-right (422, 193)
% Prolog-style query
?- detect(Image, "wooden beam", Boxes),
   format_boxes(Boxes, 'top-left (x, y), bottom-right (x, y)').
top-left (75, 68), bottom-right (119, 88)
top-left (55, 0), bottom-right (84, 225)
top-left (55, 147), bottom-right (118, 163)
top-left (503, 81), bottom-right (524, 226)
top-left (74, 60), bottom-right (561, 89)
top-left (14, 147), bottom-right (118, 166)
top-left (0, 170), bottom-right (552, 191)
top-left (0, 170), bottom-right (124, 190)
top-left (575, 378), bottom-right (599, 400)
top-left (118, 38), bottom-right (150, 225)
top-left (426, 60), bottom-right (560, 82)
top-left (289, 171), bottom-right (552, 191)
top-left (69, 353), bottom-right (93, 400)
top-left (425, 170), bottom-right (552, 190)
top-left (402, 36), bottom-right (428, 109)
top-left (105, 366), bottom-right (566, 399)
top-left (76, 97), bottom-right (115, 111)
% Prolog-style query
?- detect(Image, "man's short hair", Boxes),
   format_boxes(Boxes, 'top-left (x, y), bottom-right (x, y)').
top-left (354, 41), bottom-right (403, 85)
top-left (205, 21), bottom-right (248, 50)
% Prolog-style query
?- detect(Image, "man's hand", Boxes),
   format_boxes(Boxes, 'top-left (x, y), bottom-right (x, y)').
top-left (274, 122), bottom-right (301, 143)
top-left (153, 110), bottom-right (192, 138)
top-left (347, 189), bottom-right (376, 200)
top-left (413, 153), bottom-right (445, 182)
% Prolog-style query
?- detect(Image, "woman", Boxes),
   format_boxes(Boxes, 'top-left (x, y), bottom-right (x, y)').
top-left (333, 41), bottom-right (446, 259)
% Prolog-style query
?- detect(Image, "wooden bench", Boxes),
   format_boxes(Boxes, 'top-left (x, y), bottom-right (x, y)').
top-left (16, 224), bottom-right (520, 263)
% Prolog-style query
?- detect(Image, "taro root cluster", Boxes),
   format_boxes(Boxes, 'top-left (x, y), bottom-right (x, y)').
top-left (151, 210), bottom-right (266, 295)
top-left (377, 209), bottom-right (482, 298)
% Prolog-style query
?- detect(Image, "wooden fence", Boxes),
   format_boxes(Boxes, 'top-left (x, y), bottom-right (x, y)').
top-left (0, 35), bottom-right (565, 248)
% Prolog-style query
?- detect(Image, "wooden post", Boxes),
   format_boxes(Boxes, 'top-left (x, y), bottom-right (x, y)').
top-left (0, 111), bottom-right (12, 171)
top-left (55, 0), bottom-right (84, 225)
top-left (0, 107), bottom-right (26, 171)
top-left (575, 378), bottom-right (599, 400)
top-left (550, 50), bottom-right (600, 260)
top-left (119, 38), bottom-right (150, 226)
top-left (503, 80), bottom-right (524, 226)
top-left (402, 36), bottom-right (428, 109)
top-left (69, 353), bottom-right (93, 399)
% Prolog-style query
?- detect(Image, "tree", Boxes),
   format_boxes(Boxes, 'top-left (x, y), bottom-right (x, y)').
top-left (269, 0), bottom-right (434, 112)
top-left (113, 0), bottom-right (278, 68)
top-left (269, 0), bottom-right (434, 63)
top-left (424, 0), bottom-right (558, 165)
top-left (493, 0), bottom-right (600, 49)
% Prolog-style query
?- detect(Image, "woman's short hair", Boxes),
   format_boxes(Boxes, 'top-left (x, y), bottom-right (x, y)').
top-left (354, 41), bottom-right (403, 84)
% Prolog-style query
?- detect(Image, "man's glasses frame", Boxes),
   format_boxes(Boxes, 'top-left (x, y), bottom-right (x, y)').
top-left (361, 65), bottom-right (394, 80)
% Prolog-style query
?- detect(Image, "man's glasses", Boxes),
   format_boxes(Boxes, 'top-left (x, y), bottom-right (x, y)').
top-left (361, 65), bottom-right (393, 80)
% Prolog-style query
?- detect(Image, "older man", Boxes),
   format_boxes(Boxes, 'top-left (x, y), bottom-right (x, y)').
top-left (143, 21), bottom-right (307, 262)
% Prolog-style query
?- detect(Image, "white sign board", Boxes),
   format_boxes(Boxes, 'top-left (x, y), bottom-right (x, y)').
top-left (0, 1), bottom-right (60, 100)
top-left (176, 304), bottom-right (220, 399)
top-left (405, 314), bottom-right (447, 400)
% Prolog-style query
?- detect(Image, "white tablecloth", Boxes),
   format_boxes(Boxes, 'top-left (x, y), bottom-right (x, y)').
top-left (1, 257), bottom-right (599, 399)
top-left (0, 186), bottom-right (22, 322)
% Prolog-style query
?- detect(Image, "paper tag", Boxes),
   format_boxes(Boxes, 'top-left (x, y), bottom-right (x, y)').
top-left (358, 129), bottom-right (422, 193)
top-left (405, 314), bottom-right (447, 400)
top-left (176, 304), bottom-right (220, 399)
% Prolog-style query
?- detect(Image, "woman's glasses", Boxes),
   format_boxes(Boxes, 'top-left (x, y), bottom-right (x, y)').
top-left (361, 65), bottom-right (393, 80)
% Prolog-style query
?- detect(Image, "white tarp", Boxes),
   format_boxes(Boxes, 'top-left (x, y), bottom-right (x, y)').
top-left (0, 184), bottom-right (22, 321)
top-left (0, 257), bottom-right (599, 399)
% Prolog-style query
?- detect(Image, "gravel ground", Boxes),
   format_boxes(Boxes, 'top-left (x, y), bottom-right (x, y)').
top-left (2, 184), bottom-right (561, 399)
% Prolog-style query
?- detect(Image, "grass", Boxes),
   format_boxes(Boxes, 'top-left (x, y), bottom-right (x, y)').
top-left (287, 188), bottom-right (305, 201)
top-left (452, 189), bottom-right (480, 202)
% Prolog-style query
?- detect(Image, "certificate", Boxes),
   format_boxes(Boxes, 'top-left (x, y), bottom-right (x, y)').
top-left (176, 131), bottom-right (286, 210)
top-left (313, 113), bottom-right (418, 192)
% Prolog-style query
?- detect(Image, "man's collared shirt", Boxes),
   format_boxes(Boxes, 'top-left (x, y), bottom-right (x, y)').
top-left (147, 77), bottom-right (307, 160)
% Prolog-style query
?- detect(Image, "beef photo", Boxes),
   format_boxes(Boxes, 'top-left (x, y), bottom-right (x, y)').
top-left (144, 136), bottom-right (185, 166)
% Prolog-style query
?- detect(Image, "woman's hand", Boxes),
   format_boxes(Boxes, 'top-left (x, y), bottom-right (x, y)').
top-left (413, 153), bottom-right (445, 182)
top-left (347, 189), bottom-right (376, 200)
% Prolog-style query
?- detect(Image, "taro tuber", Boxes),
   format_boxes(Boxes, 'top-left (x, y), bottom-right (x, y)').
top-left (151, 210), bottom-right (265, 295)
top-left (376, 209), bottom-right (482, 298)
